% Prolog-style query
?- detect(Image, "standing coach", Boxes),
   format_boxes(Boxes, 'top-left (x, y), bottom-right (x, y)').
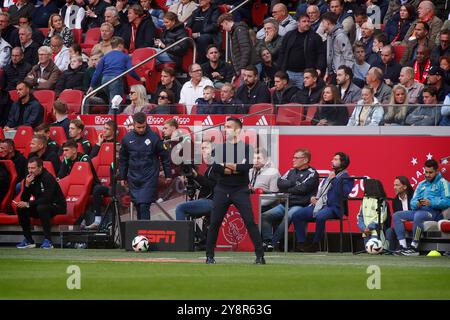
top-left (119, 112), bottom-right (172, 220)
top-left (205, 117), bottom-right (265, 264)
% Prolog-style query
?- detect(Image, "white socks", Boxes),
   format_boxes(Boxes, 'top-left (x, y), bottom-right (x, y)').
top-left (94, 216), bottom-right (101, 224)
top-left (399, 239), bottom-right (407, 248)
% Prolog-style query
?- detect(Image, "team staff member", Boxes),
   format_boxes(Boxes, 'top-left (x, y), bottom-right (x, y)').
top-left (119, 112), bottom-right (172, 220)
top-left (205, 118), bottom-right (265, 264)
top-left (15, 157), bottom-right (67, 249)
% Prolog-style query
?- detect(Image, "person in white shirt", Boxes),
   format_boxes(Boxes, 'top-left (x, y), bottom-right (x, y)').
top-left (50, 35), bottom-right (70, 71)
top-left (60, 0), bottom-right (86, 30)
top-left (179, 63), bottom-right (213, 114)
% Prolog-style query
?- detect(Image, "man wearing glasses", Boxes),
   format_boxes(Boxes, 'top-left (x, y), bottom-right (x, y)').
top-left (24, 45), bottom-right (61, 90)
top-left (260, 148), bottom-right (319, 251)
top-left (179, 63), bottom-right (213, 114)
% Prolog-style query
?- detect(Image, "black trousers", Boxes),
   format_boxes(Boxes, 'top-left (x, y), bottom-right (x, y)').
top-left (18, 203), bottom-right (65, 242)
top-left (206, 186), bottom-right (264, 258)
top-left (93, 185), bottom-right (110, 216)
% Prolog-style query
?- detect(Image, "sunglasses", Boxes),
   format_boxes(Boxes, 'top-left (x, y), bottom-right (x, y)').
top-left (158, 95), bottom-right (168, 99)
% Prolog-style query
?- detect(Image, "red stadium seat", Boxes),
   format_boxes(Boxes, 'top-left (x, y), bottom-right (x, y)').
top-left (59, 89), bottom-right (83, 114)
top-left (239, 129), bottom-right (258, 147)
top-left (393, 45), bottom-right (406, 63)
top-left (43, 161), bottom-right (56, 177)
top-left (49, 126), bottom-right (68, 146)
top-left (83, 126), bottom-right (98, 146)
top-left (91, 142), bottom-right (114, 186)
top-left (218, 4), bottom-right (229, 13)
top-left (276, 104), bottom-right (304, 125)
top-left (127, 48), bottom-right (157, 88)
top-left (252, 0), bottom-right (269, 27)
top-left (9, 90), bottom-right (19, 102)
top-left (0, 213), bottom-right (19, 225)
top-left (0, 128), bottom-right (4, 140)
top-left (190, 105), bottom-right (198, 114)
top-left (150, 126), bottom-right (162, 138)
top-left (33, 90), bottom-right (56, 124)
top-left (154, 0), bottom-right (169, 11)
top-left (439, 220), bottom-right (450, 233)
top-left (249, 103), bottom-right (274, 115)
top-left (38, 28), bottom-right (49, 37)
top-left (117, 126), bottom-right (128, 143)
top-left (173, 103), bottom-right (187, 114)
top-left (0, 160), bottom-right (17, 213)
top-left (13, 126), bottom-right (34, 157)
top-left (182, 27), bottom-right (194, 73)
top-left (80, 27), bottom-right (101, 55)
top-left (300, 105), bottom-right (317, 126)
top-left (72, 28), bottom-right (82, 44)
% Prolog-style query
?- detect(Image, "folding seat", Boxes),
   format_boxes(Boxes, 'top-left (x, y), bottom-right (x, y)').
top-left (13, 126), bottom-right (34, 157)
top-left (80, 27), bottom-right (101, 55)
top-left (154, 0), bottom-right (169, 11)
top-left (173, 103), bottom-right (187, 114)
top-left (299, 105), bottom-right (317, 125)
top-left (127, 48), bottom-right (157, 89)
top-left (9, 90), bottom-right (19, 102)
top-left (38, 28), bottom-right (49, 37)
top-left (33, 89), bottom-right (56, 124)
top-left (117, 126), bottom-right (128, 143)
top-left (83, 126), bottom-right (98, 146)
top-left (190, 105), bottom-right (198, 114)
top-left (181, 27), bottom-right (194, 73)
top-left (276, 104), bottom-right (304, 125)
top-left (43, 161), bottom-right (56, 177)
top-left (249, 103), bottom-right (274, 115)
top-left (0, 160), bottom-right (18, 214)
top-left (91, 142), bottom-right (114, 186)
top-left (49, 126), bottom-right (67, 146)
top-left (72, 28), bottom-right (82, 44)
top-left (393, 45), bottom-right (406, 63)
top-left (0, 127), bottom-right (4, 140)
top-left (58, 89), bottom-right (84, 114)
top-left (150, 126), bottom-right (162, 138)
top-left (251, 0), bottom-right (269, 27)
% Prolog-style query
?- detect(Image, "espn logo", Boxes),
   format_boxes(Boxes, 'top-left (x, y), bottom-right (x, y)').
top-left (138, 230), bottom-right (176, 244)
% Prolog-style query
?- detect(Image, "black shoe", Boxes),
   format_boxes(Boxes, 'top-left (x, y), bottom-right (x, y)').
top-left (263, 241), bottom-right (273, 252)
top-left (255, 256), bottom-right (266, 264)
top-left (304, 242), bottom-right (320, 253)
top-left (205, 257), bottom-right (216, 264)
top-left (397, 246), bottom-right (420, 256)
top-left (295, 242), bottom-right (306, 252)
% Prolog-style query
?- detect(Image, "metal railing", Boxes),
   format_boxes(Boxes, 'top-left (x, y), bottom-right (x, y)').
top-left (81, 36), bottom-right (197, 114)
top-left (224, 0), bottom-right (252, 63)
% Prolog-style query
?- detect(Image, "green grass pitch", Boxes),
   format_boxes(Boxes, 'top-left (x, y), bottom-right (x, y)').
top-left (0, 248), bottom-right (449, 300)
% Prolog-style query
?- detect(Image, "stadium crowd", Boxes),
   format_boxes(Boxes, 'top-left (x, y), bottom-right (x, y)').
top-left (0, 0), bottom-right (449, 257)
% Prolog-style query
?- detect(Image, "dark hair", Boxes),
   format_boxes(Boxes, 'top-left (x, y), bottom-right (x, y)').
top-left (298, 13), bottom-right (309, 21)
top-left (163, 11), bottom-right (180, 25)
top-left (354, 7), bottom-right (368, 17)
top-left (32, 134), bottom-right (48, 146)
top-left (335, 151), bottom-right (350, 169)
top-left (320, 84), bottom-right (342, 105)
top-left (424, 159), bottom-right (439, 170)
top-left (129, 4), bottom-right (144, 17)
top-left (70, 43), bottom-right (82, 55)
top-left (133, 112), bottom-right (147, 124)
top-left (244, 65), bottom-right (258, 76)
top-left (161, 66), bottom-right (176, 77)
top-left (395, 176), bottom-right (414, 197)
top-left (401, 4), bottom-right (416, 21)
top-left (105, 120), bottom-right (117, 132)
top-left (159, 88), bottom-right (175, 104)
top-left (441, 29), bottom-right (450, 37)
top-left (321, 12), bottom-right (338, 25)
top-left (217, 13), bottom-right (234, 26)
top-left (28, 157), bottom-right (43, 168)
top-left (274, 70), bottom-right (289, 81)
top-left (304, 68), bottom-right (318, 78)
top-left (62, 139), bottom-right (78, 149)
top-left (70, 119), bottom-right (84, 130)
top-left (226, 117), bottom-right (243, 129)
top-left (416, 21), bottom-right (430, 33)
top-left (164, 118), bottom-right (179, 129)
top-left (0, 139), bottom-right (15, 149)
top-left (422, 85), bottom-right (438, 97)
top-left (337, 65), bottom-right (353, 80)
top-left (34, 123), bottom-right (50, 133)
top-left (53, 100), bottom-right (68, 115)
top-left (373, 32), bottom-right (388, 46)
top-left (206, 43), bottom-right (219, 53)
top-left (16, 81), bottom-right (32, 90)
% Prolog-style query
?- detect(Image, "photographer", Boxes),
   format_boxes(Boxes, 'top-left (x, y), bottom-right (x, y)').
top-left (175, 140), bottom-right (217, 221)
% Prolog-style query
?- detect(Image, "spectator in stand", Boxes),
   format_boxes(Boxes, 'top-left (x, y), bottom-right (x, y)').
top-left (88, 37), bottom-right (142, 114)
top-left (405, 86), bottom-right (441, 126)
top-left (0, 139), bottom-right (27, 182)
top-left (347, 86), bottom-right (384, 126)
top-left (306, 4), bottom-right (322, 32)
top-left (426, 66), bottom-right (450, 103)
top-left (91, 22), bottom-right (114, 55)
top-left (127, 4), bottom-right (156, 52)
top-left (259, 48), bottom-right (278, 89)
top-left (123, 84), bottom-right (153, 115)
top-left (2, 47), bottom-right (32, 91)
top-left (34, 123), bottom-right (60, 155)
top-left (384, 0), bottom-right (419, 24)
top-left (115, 0), bottom-right (129, 25)
top-left (322, 12), bottom-right (355, 84)
top-left (403, 1), bottom-right (443, 50)
top-left (291, 152), bottom-right (353, 253)
top-left (352, 41), bottom-right (371, 86)
top-left (149, 88), bottom-right (176, 114)
top-left (384, 3), bottom-right (415, 44)
top-left (354, 8), bottom-right (368, 42)
top-left (42, 14), bottom-right (74, 49)
top-left (277, 13), bottom-right (325, 90)
top-left (0, 89), bottom-right (12, 127)
top-left (104, 6), bottom-right (131, 50)
top-left (186, 0), bottom-right (220, 64)
top-left (49, 35), bottom-right (71, 72)
top-left (82, 51), bottom-right (105, 106)
top-left (312, 84), bottom-right (349, 126)
top-left (69, 43), bottom-right (89, 65)
top-left (218, 13), bottom-right (255, 80)
top-left (328, 0), bottom-right (355, 43)
top-left (4, 81), bottom-right (44, 130)
top-left (271, 71), bottom-right (299, 105)
top-left (141, 0), bottom-right (165, 29)
top-left (201, 44), bottom-right (234, 89)
top-left (235, 65), bottom-right (271, 112)
top-left (410, 44), bottom-right (432, 84)
top-left (293, 68), bottom-right (325, 105)
top-left (27, 134), bottom-right (60, 173)
top-left (374, 44), bottom-right (402, 86)
top-left (10, 11), bottom-right (44, 47)
top-left (393, 159), bottom-right (449, 256)
top-left (60, 0), bottom-right (86, 30)
top-left (169, 0), bottom-right (198, 24)
top-left (399, 66), bottom-right (424, 104)
top-left (196, 85), bottom-right (219, 114)
top-left (254, 18), bottom-right (283, 65)
top-left (15, 157), bottom-right (66, 249)
top-left (50, 100), bottom-right (70, 138)
top-left (179, 63), bottom-right (213, 114)
top-left (0, 12), bottom-right (16, 45)
top-left (216, 82), bottom-right (244, 114)
top-left (400, 21), bottom-right (430, 67)
top-left (365, 67), bottom-right (392, 104)
top-left (383, 84), bottom-right (411, 126)
top-left (24, 46), bottom-right (61, 90)
top-left (0, 35), bottom-right (11, 69)
top-left (256, 3), bottom-right (296, 40)
top-left (31, 0), bottom-right (59, 29)
top-left (82, 0), bottom-right (108, 32)
top-left (68, 119), bottom-right (91, 155)
top-left (18, 26), bottom-right (39, 66)
top-left (7, 0), bottom-right (34, 26)
top-left (90, 120), bottom-right (116, 158)
top-left (336, 65), bottom-right (361, 104)
top-left (153, 66), bottom-right (182, 103)
top-left (430, 30), bottom-right (450, 67)
top-left (360, 20), bottom-right (375, 62)
top-left (153, 12), bottom-right (189, 69)
top-left (440, 56), bottom-right (450, 86)
top-left (55, 55), bottom-right (86, 97)
top-left (294, 0), bottom-right (328, 20)
top-left (367, 32), bottom-right (387, 67)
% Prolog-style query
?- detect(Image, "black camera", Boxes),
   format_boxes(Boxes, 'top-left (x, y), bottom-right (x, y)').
top-left (181, 164), bottom-right (199, 200)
